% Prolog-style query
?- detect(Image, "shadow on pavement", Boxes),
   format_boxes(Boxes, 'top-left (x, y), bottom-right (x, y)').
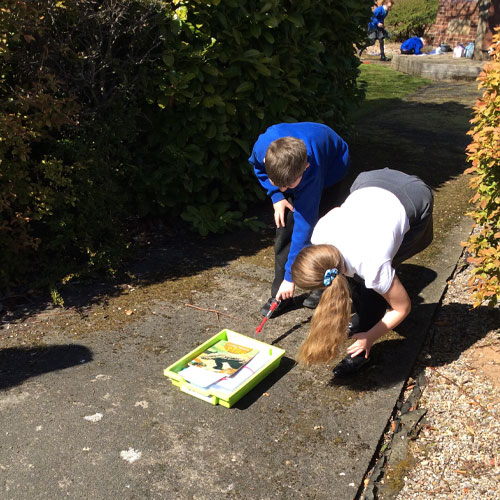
top-left (345, 88), bottom-right (478, 194)
top-left (329, 300), bottom-right (498, 392)
top-left (397, 263), bottom-right (438, 306)
top-left (234, 355), bottom-right (297, 410)
top-left (0, 344), bottom-right (93, 391)
top-left (328, 339), bottom-right (406, 391)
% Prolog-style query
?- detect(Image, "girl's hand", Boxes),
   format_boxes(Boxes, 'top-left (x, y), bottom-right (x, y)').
top-left (346, 333), bottom-right (373, 358)
top-left (345, 276), bottom-right (412, 360)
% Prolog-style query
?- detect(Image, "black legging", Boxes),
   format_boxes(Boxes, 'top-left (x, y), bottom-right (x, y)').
top-left (348, 168), bottom-right (434, 330)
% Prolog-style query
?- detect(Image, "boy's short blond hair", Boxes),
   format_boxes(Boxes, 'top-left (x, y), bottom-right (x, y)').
top-left (265, 137), bottom-right (308, 187)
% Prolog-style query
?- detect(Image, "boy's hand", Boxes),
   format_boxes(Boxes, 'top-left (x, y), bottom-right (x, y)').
top-left (273, 199), bottom-right (294, 228)
top-left (276, 280), bottom-right (295, 300)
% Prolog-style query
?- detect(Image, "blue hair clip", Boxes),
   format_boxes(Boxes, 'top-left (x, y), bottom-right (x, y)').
top-left (323, 268), bottom-right (338, 287)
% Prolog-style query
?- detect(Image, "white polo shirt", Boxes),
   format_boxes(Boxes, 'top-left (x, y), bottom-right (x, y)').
top-left (311, 187), bottom-right (410, 294)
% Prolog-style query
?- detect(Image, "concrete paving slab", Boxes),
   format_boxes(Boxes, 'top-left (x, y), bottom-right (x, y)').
top-left (0, 80), bottom-right (480, 499)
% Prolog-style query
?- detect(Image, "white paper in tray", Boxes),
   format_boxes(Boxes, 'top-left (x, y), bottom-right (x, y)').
top-left (208, 351), bottom-right (273, 394)
top-left (179, 366), bottom-right (227, 388)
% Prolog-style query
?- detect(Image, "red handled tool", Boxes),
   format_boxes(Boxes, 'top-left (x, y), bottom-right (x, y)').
top-left (255, 299), bottom-right (281, 334)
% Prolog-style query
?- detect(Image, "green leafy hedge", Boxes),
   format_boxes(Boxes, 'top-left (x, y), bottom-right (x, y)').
top-left (464, 28), bottom-right (500, 308)
top-left (0, 0), bottom-right (368, 290)
top-left (386, 0), bottom-right (438, 42)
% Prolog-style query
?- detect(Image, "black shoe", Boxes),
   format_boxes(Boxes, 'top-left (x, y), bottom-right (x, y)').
top-left (332, 351), bottom-right (371, 378)
top-left (260, 298), bottom-right (274, 316)
top-left (380, 55), bottom-right (388, 61)
top-left (260, 298), bottom-right (292, 317)
top-left (302, 289), bottom-right (324, 309)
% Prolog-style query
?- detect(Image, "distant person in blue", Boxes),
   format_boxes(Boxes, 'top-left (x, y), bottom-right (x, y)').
top-left (358, 0), bottom-right (393, 61)
top-left (400, 36), bottom-right (428, 55)
top-left (249, 123), bottom-right (350, 317)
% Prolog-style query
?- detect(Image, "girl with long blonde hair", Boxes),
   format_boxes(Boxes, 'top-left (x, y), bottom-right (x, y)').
top-left (292, 168), bottom-right (434, 377)
top-left (292, 244), bottom-right (351, 365)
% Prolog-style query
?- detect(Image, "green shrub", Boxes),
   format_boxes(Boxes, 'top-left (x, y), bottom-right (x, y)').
top-left (0, 2), bottom-right (78, 286)
top-left (386, 0), bottom-right (438, 42)
top-left (0, 0), bottom-right (170, 287)
top-left (464, 28), bottom-right (500, 308)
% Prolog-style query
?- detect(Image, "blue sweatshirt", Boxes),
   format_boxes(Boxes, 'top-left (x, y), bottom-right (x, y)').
top-left (368, 5), bottom-right (388, 31)
top-left (401, 37), bottom-right (424, 55)
top-left (249, 122), bottom-right (350, 283)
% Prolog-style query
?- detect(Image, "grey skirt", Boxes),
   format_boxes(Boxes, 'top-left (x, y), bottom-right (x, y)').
top-left (350, 168), bottom-right (434, 267)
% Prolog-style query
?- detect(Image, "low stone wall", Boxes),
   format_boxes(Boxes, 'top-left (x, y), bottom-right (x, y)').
top-left (391, 53), bottom-right (485, 81)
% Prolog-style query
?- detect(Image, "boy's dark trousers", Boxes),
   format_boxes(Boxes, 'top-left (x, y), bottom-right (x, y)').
top-left (271, 183), bottom-right (345, 298)
top-left (272, 202), bottom-right (295, 297)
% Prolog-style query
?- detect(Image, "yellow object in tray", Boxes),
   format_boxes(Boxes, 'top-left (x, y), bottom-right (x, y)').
top-left (163, 329), bottom-right (286, 408)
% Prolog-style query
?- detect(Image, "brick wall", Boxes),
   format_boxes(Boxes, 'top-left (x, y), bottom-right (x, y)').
top-left (428, 0), bottom-right (480, 45)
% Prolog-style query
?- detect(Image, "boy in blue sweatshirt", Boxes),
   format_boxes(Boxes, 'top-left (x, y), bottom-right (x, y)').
top-left (359, 1), bottom-right (393, 61)
top-left (400, 36), bottom-right (427, 55)
top-left (249, 122), bottom-right (350, 316)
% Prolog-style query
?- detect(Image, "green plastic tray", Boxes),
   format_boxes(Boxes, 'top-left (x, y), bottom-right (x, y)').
top-left (163, 329), bottom-right (285, 408)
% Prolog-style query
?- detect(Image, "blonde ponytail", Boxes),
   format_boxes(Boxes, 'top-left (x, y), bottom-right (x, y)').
top-left (292, 244), bottom-right (351, 366)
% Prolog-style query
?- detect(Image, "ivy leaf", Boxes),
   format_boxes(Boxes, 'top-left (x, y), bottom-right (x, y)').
top-left (287, 14), bottom-right (304, 27)
top-left (162, 54), bottom-right (174, 67)
top-left (235, 81), bottom-right (254, 93)
top-left (206, 122), bottom-right (217, 139)
top-left (202, 95), bottom-right (224, 108)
